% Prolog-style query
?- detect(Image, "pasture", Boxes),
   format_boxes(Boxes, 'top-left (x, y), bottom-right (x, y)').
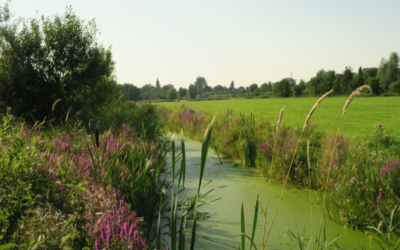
top-left (158, 96), bottom-right (400, 139)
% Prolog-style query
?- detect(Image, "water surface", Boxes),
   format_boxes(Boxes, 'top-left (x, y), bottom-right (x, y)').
top-left (167, 138), bottom-right (377, 249)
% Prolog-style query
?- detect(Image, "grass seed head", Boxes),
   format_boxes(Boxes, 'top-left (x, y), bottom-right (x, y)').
top-left (276, 105), bottom-right (285, 134)
top-left (51, 99), bottom-right (62, 112)
top-left (302, 89), bottom-right (333, 132)
top-left (342, 85), bottom-right (373, 116)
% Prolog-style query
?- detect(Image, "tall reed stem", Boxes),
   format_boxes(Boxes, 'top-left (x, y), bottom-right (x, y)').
top-left (263, 106), bottom-right (285, 247)
top-left (316, 85), bottom-right (372, 249)
top-left (263, 90), bottom-right (332, 248)
top-left (307, 140), bottom-right (314, 250)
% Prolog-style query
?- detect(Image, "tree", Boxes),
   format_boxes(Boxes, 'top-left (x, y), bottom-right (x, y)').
top-left (162, 84), bottom-right (174, 92)
top-left (204, 85), bottom-right (213, 92)
top-left (0, 6), bottom-right (116, 120)
top-left (213, 85), bottom-right (226, 92)
top-left (366, 77), bottom-right (382, 95)
top-left (292, 80), bottom-right (306, 97)
top-left (178, 87), bottom-right (187, 98)
top-left (229, 81), bottom-right (234, 92)
top-left (348, 67), bottom-right (364, 92)
top-left (141, 84), bottom-right (156, 100)
top-left (194, 77), bottom-right (207, 94)
top-left (167, 88), bottom-right (177, 100)
top-left (156, 78), bottom-right (160, 91)
top-left (341, 67), bottom-right (354, 94)
top-left (363, 68), bottom-right (378, 79)
top-left (274, 79), bottom-right (292, 97)
top-left (249, 84), bottom-right (258, 93)
top-left (121, 83), bottom-right (141, 101)
top-left (377, 52), bottom-right (400, 92)
top-left (188, 84), bottom-right (197, 99)
top-left (389, 77), bottom-right (400, 94)
top-left (253, 88), bottom-right (261, 96)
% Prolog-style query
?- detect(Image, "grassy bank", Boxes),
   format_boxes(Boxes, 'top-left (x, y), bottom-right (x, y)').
top-left (158, 96), bottom-right (400, 138)
top-left (157, 101), bottom-right (400, 231)
top-left (0, 101), bottom-right (168, 249)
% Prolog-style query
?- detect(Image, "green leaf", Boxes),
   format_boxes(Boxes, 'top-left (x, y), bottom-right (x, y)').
top-left (64, 216), bottom-right (76, 228)
top-left (29, 238), bottom-right (35, 247)
top-left (241, 202), bottom-right (245, 250)
top-left (0, 244), bottom-right (18, 249)
top-left (62, 234), bottom-right (72, 245)
top-left (250, 195), bottom-right (259, 250)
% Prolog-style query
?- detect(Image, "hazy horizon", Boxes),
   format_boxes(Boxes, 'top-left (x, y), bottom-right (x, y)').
top-left (9, 0), bottom-right (400, 88)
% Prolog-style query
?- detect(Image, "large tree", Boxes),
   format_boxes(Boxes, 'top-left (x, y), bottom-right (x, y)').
top-left (274, 79), bottom-right (291, 97)
top-left (178, 87), bottom-right (187, 98)
top-left (0, 6), bottom-right (116, 121)
top-left (377, 52), bottom-right (399, 92)
top-left (249, 83), bottom-right (258, 93)
top-left (229, 81), bottom-right (234, 92)
top-left (121, 83), bottom-right (141, 101)
top-left (188, 84), bottom-right (197, 99)
top-left (194, 76), bottom-right (207, 94)
top-left (348, 67), bottom-right (364, 92)
top-left (167, 88), bottom-right (177, 100)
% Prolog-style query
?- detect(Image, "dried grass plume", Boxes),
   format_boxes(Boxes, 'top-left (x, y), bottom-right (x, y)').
top-left (51, 98), bottom-right (62, 111)
top-left (276, 105), bottom-right (285, 134)
top-left (302, 89), bottom-right (333, 132)
top-left (342, 85), bottom-right (373, 116)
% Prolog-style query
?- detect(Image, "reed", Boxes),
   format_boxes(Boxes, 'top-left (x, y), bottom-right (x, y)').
top-left (307, 140), bottom-right (314, 249)
top-left (316, 85), bottom-right (372, 249)
top-left (263, 89), bottom-right (332, 248)
top-left (302, 90), bottom-right (332, 132)
top-left (263, 105), bottom-right (285, 247)
top-left (51, 98), bottom-right (62, 112)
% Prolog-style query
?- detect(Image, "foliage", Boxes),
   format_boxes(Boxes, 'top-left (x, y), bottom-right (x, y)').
top-left (274, 79), bottom-right (292, 97)
top-left (389, 77), bottom-right (400, 94)
top-left (377, 52), bottom-right (400, 92)
top-left (167, 88), bottom-right (178, 100)
top-left (188, 84), bottom-right (197, 99)
top-left (367, 77), bottom-right (383, 95)
top-left (178, 87), bottom-right (188, 98)
top-left (0, 6), bottom-right (117, 123)
top-left (249, 84), bottom-right (258, 93)
top-left (94, 100), bottom-right (160, 138)
top-left (194, 76), bottom-right (208, 94)
top-left (121, 83), bottom-right (141, 101)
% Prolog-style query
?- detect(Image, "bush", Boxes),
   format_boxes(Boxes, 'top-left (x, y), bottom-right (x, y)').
top-left (94, 100), bottom-right (160, 138)
top-left (389, 78), bottom-right (400, 94)
top-left (0, 6), bottom-right (118, 123)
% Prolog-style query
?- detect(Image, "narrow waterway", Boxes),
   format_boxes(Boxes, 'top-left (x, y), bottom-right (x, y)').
top-left (167, 138), bottom-right (378, 249)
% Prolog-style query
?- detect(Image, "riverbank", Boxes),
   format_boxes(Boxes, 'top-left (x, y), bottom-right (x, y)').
top-left (0, 104), bottom-right (166, 249)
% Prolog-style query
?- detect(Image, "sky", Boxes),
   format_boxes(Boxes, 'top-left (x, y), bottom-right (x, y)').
top-left (7, 0), bottom-right (400, 88)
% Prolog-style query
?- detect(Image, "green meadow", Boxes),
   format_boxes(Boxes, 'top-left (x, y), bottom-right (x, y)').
top-left (158, 96), bottom-right (400, 139)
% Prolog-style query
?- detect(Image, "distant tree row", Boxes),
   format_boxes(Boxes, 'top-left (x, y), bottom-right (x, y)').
top-left (119, 51), bottom-right (400, 102)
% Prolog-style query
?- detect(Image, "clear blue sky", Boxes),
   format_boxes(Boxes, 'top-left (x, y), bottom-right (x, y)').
top-left (8, 0), bottom-right (400, 88)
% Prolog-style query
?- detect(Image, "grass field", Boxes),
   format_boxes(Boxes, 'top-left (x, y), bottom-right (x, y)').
top-left (158, 96), bottom-right (400, 139)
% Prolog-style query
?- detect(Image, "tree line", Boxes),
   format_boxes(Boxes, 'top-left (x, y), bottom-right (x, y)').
top-left (123, 51), bottom-right (400, 101)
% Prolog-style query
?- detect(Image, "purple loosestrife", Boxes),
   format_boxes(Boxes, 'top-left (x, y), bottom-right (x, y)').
top-left (380, 160), bottom-right (400, 181)
top-left (87, 198), bottom-right (146, 249)
top-left (377, 192), bottom-right (382, 205)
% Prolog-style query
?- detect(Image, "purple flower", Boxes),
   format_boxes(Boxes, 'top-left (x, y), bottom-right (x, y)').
top-left (377, 192), bottom-right (382, 205)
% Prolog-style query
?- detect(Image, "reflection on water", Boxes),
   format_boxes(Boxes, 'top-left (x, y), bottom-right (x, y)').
top-left (165, 138), bottom-right (377, 250)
